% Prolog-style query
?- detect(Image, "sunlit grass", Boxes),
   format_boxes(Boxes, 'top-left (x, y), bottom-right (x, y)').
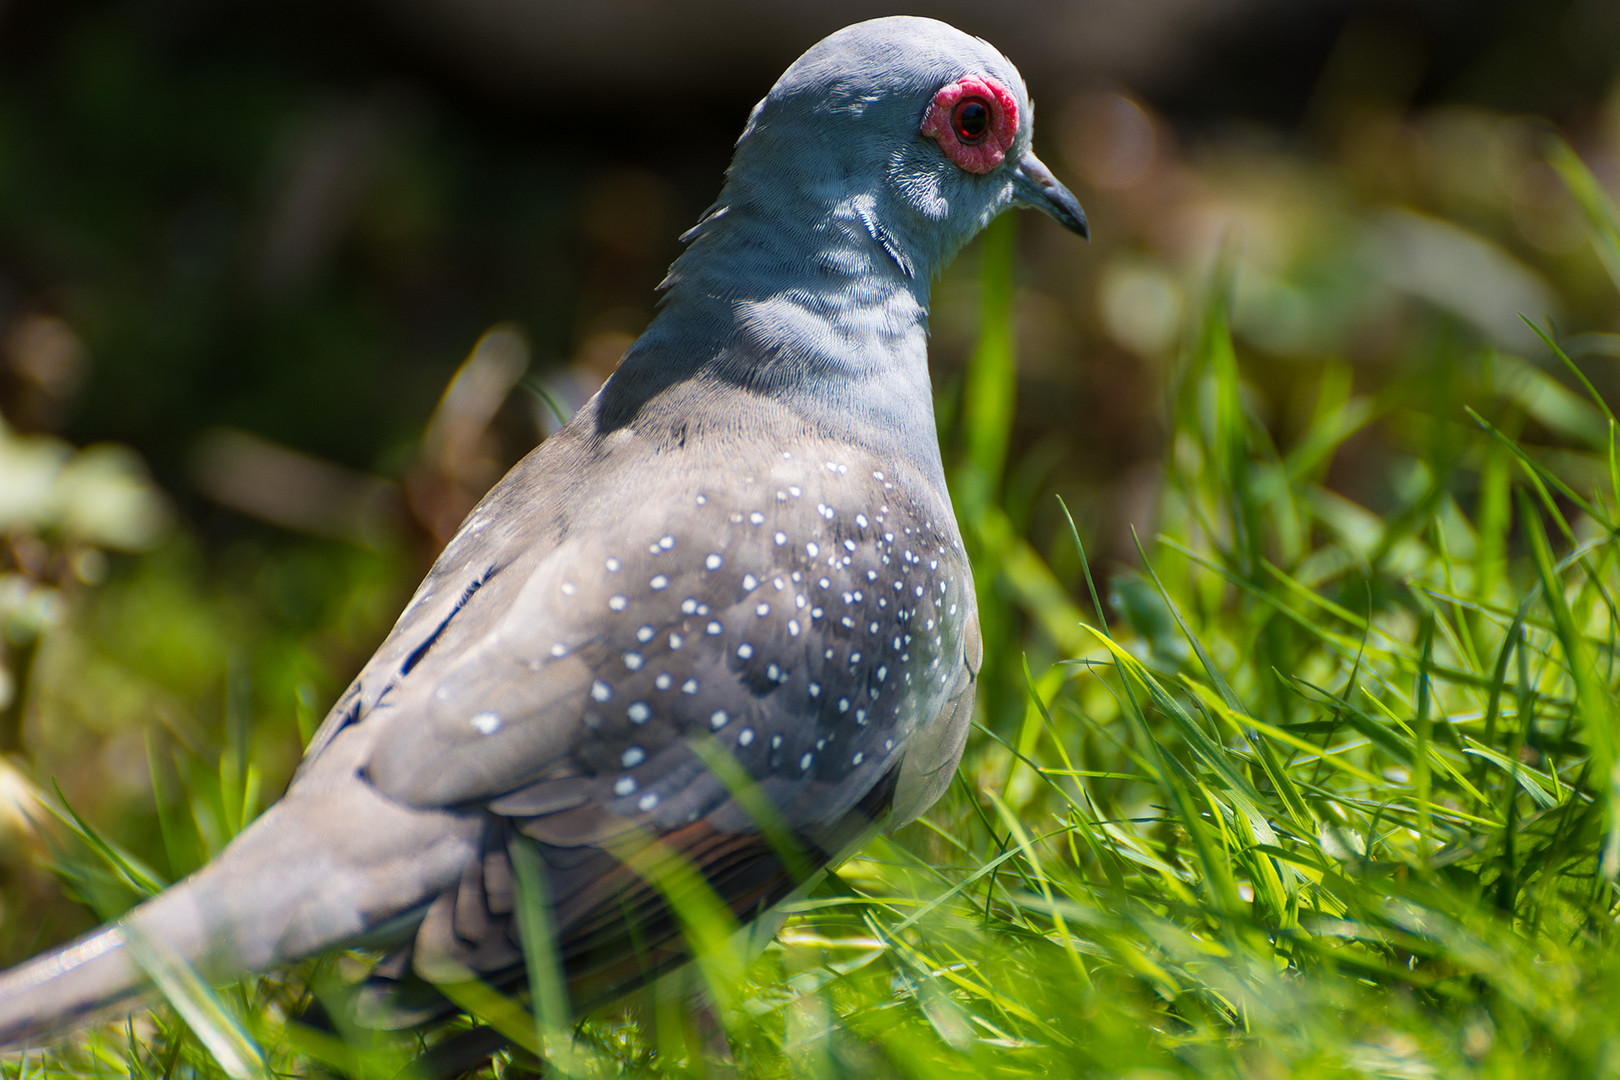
top-left (15, 151), bottom-right (1620, 1078)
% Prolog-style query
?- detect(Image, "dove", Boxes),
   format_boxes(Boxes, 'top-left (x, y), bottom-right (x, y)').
top-left (0, 13), bottom-right (1086, 1051)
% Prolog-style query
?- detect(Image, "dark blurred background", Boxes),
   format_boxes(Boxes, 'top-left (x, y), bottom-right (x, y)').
top-left (6, 0), bottom-right (1620, 544)
top-left (3, 0), bottom-right (1620, 955)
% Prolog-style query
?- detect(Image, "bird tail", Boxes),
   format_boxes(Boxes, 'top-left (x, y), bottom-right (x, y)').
top-left (0, 777), bottom-right (479, 1049)
top-left (0, 866), bottom-right (336, 1048)
top-left (0, 865), bottom-right (242, 1049)
top-left (0, 921), bottom-right (145, 1046)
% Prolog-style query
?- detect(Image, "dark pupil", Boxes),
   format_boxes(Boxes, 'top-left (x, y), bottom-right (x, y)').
top-left (955, 99), bottom-right (990, 142)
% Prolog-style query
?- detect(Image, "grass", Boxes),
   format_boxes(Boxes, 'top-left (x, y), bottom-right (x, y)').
top-left (13, 158), bottom-right (1620, 1078)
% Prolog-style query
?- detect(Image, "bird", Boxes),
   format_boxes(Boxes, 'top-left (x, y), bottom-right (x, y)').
top-left (0, 13), bottom-right (1086, 1055)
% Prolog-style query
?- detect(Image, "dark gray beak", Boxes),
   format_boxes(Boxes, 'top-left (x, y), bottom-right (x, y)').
top-left (1012, 151), bottom-right (1089, 239)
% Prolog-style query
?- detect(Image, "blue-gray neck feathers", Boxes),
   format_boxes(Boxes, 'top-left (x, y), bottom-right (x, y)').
top-left (604, 18), bottom-right (1036, 490)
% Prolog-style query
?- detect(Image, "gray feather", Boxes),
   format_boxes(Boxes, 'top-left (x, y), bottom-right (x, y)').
top-left (0, 13), bottom-right (1087, 1049)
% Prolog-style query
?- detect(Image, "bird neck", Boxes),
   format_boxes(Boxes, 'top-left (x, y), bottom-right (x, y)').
top-left (610, 184), bottom-right (949, 492)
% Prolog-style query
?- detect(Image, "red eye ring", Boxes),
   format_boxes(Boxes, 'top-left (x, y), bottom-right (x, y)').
top-left (921, 74), bottom-right (1019, 174)
top-left (953, 97), bottom-right (991, 144)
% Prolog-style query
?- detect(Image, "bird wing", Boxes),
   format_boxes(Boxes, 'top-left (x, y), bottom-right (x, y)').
top-left (293, 408), bottom-right (978, 996)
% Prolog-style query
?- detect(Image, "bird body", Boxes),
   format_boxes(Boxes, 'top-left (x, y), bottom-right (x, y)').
top-left (0, 14), bottom-right (1085, 1049)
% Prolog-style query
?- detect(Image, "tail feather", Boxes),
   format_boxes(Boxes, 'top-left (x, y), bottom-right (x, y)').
top-left (0, 924), bottom-right (143, 1046)
top-left (0, 856), bottom-right (286, 1048)
top-left (0, 764), bottom-right (481, 1049)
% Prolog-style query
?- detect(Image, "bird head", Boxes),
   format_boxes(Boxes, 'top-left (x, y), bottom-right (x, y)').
top-left (625, 16), bottom-right (1087, 448)
top-left (721, 16), bottom-right (1087, 281)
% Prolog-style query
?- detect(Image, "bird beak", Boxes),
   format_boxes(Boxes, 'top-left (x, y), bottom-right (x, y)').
top-left (1012, 151), bottom-right (1089, 239)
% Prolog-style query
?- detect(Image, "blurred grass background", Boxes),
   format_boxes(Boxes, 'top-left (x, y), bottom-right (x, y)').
top-left (9, 0), bottom-right (1620, 1075)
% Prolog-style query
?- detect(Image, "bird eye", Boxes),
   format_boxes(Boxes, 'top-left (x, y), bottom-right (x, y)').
top-left (920, 75), bottom-right (1019, 175)
top-left (953, 98), bottom-right (991, 144)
